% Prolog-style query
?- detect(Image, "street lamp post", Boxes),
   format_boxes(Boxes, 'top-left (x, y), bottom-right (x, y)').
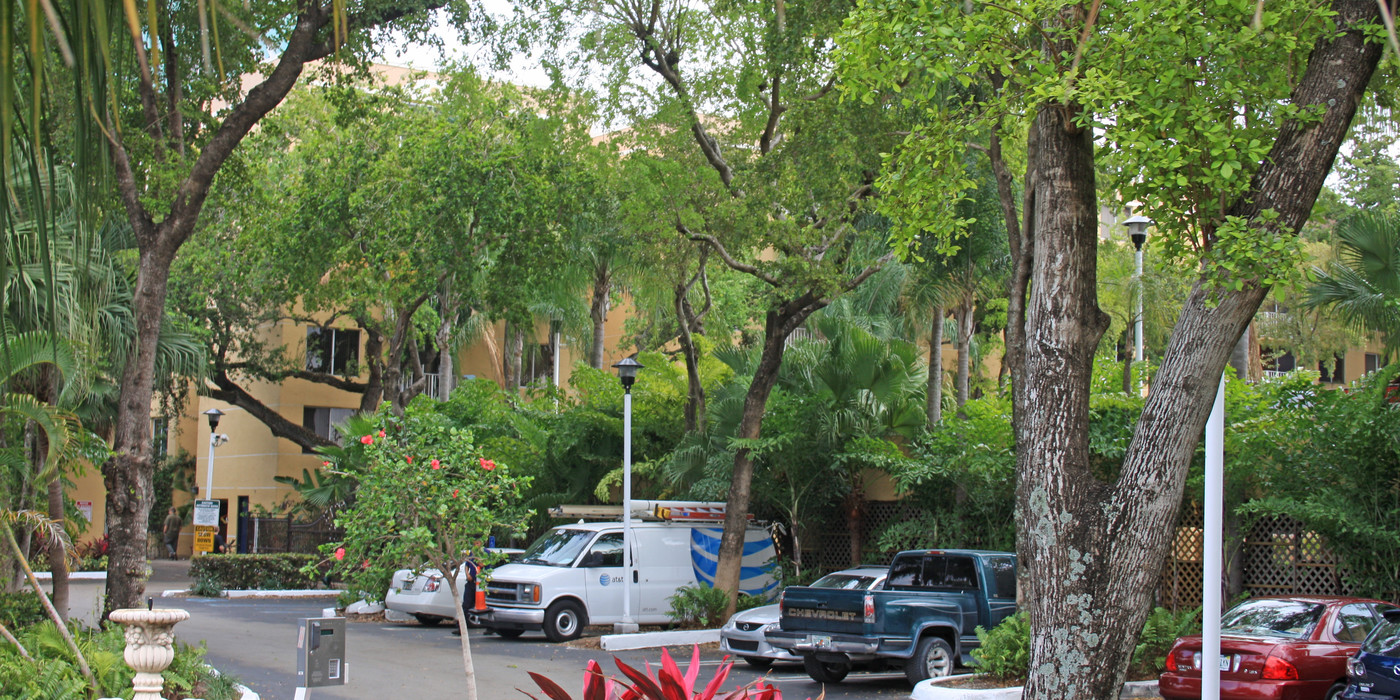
top-left (612, 357), bottom-right (643, 634)
top-left (1126, 215), bottom-right (1152, 366)
top-left (201, 409), bottom-right (227, 499)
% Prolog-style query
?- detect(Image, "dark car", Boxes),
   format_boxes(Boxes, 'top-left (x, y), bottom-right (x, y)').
top-left (1160, 597), bottom-right (1399, 700)
top-left (1342, 608), bottom-right (1400, 700)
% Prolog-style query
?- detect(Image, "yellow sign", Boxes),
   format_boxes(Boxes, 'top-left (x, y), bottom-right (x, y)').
top-left (193, 525), bottom-right (216, 554)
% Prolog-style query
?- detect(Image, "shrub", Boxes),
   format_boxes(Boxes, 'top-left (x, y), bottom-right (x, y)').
top-left (666, 585), bottom-right (767, 628)
top-left (1133, 606), bottom-right (1201, 675)
top-left (0, 624), bottom-right (239, 700)
top-left (0, 591), bottom-right (45, 629)
top-left (522, 645), bottom-right (787, 700)
top-left (189, 553), bottom-right (332, 593)
top-left (971, 612), bottom-right (1030, 682)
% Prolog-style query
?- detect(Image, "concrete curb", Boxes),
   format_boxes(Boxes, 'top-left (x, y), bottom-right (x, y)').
top-left (162, 589), bottom-right (340, 599)
top-left (33, 571), bottom-right (106, 580)
top-left (912, 676), bottom-right (1159, 700)
top-left (600, 628), bottom-right (720, 651)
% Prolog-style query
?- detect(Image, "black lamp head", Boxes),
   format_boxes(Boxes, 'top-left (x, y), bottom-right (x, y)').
top-left (1125, 215), bottom-right (1152, 251)
top-left (612, 357), bottom-right (644, 389)
top-left (203, 408), bottom-right (225, 431)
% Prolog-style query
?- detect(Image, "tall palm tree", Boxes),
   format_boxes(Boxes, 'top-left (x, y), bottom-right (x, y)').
top-left (1306, 212), bottom-right (1400, 357)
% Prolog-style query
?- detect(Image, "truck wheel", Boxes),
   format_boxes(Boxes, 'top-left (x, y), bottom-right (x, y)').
top-left (413, 614), bottom-right (443, 626)
top-left (803, 655), bottom-right (850, 684)
top-left (742, 656), bottom-right (774, 670)
top-left (906, 636), bottom-right (955, 684)
top-left (543, 600), bottom-right (586, 643)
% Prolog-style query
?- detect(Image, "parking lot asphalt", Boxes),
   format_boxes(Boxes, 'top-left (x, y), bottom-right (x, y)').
top-left (66, 560), bottom-right (916, 700)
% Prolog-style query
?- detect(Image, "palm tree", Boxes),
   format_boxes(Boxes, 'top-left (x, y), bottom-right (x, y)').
top-left (1306, 212), bottom-right (1400, 357)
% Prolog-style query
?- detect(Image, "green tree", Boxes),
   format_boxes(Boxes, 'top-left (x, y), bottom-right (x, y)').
top-left (497, 0), bottom-right (911, 615)
top-left (1305, 212), bottom-right (1400, 355)
top-left (837, 1), bottom-right (1391, 698)
top-left (325, 404), bottom-right (530, 700)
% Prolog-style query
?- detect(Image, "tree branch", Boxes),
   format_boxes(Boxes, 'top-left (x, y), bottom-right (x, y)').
top-left (209, 371), bottom-right (334, 452)
top-left (683, 226), bottom-right (780, 287)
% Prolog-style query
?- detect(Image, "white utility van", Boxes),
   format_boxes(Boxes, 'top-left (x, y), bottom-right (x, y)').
top-left (478, 501), bottom-right (777, 642)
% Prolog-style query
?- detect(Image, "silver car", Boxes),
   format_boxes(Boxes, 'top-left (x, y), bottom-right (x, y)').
top-left (719, 565), bottom-right (888, 668)
top-left (385, 548), bottom-right (524, 626)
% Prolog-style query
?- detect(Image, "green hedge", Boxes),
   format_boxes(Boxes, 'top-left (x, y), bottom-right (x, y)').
top-left (0, 592), bottom-right (45, 629)
top-left (189, 553), bottom-right (334, 594)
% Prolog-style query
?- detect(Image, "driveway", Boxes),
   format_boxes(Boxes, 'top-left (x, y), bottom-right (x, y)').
top-left (67, 561), bottom-right (916, 700)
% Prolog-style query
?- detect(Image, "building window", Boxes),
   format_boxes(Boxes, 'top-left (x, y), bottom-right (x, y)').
top-left (1262, 349), bottom-right (1296, 378)
top-left (1366, 353), bottom-right (1382, 375)
top-left (306, 327), bottom-right (360, 375)
top-left (1319, 355), bottom-right (1346, 384)
top-left (150, 417), bottom-right (169, 457)
top-left (302, 406), bottom-right (355, 454)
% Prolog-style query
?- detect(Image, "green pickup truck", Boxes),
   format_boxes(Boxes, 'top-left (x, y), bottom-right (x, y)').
top-left (765, 549), bottom-right (1018, 685)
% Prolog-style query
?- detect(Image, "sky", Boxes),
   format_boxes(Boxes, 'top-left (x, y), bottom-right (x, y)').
top-left (376, 0), bottom-right (553, 89)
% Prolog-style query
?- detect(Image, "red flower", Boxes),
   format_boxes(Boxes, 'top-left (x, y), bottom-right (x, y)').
top-left (334, 547), bottom-right (346, 561)
top-left (322, 461), bottom-right (331, 467)
top-left (452, 489), bottom-right (459, 498)
top-left (431, 459), bottom-right (441, 469)
top-left (377, 430), bottom-right (386, 438)
top-left (360, 435), bottom-right (373, 445)
top-left (362, 559), bottom-right (370, 570)
top-left (406, 456), bottom-right (413, 464)
top-left (479, 458), bottom-right (496, 471)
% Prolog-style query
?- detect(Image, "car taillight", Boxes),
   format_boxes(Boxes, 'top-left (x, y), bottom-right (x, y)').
top-left (1165, 651), bottom-right (1179, 672)
top-left (863, 593), bottom-right (875, 624)
top-left (1349, 658), bottom-right (1366, 678)
top-left (1262, 655), bottom-right (1300, 680)
top-left (423, 575), bottom-right (441, 592)
top-left (778, 589), bottom-right (785, 612)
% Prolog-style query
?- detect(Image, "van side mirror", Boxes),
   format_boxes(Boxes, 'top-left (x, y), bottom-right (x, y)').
top-left (1383, 608), bottom-right (1400, 624)
top-left (579, 552), bottom-right (601, 567)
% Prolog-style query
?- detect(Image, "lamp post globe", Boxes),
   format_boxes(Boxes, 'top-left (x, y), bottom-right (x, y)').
top-left (202, 408), bottom-right (224, 431)
top-left (612, 356), bottom-right (644, 633)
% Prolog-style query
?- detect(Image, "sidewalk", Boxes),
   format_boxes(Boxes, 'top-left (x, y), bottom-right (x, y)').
top-left (63, 558), bottom-right (196, 626)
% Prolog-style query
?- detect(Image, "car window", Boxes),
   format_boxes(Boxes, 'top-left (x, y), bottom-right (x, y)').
top-left (886, 556), bottom-right (924, 589)
top-left (583, 533), bottom-right (624, 568)
top-left (986, 556), bottom-right (1017, 600)
top-left (942, 557), bottom-right (979, 589)
top-left (887, 555), bottom-right (979, 591)
top-left (1333, 603), bottom-right (1378, 643)
top-left (810, 573), bottom-right (877, 590)
top-left (1363, 616), bottom-right (1400, 655)
top-left (1221, 599), bottom-right (1325, 639)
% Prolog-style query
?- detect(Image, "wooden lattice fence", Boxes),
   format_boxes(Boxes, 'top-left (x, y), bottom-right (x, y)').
top-left (1159, 508), bottom-right (1349, 611)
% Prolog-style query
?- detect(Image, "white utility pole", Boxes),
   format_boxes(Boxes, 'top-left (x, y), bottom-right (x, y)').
top-left (1203, 372), bottom-right (1226, 700)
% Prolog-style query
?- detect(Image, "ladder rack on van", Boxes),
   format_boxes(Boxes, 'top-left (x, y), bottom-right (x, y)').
top-left (548, 500), bottom-right (754, 522)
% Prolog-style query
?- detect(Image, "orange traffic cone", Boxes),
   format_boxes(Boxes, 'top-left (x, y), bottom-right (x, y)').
top-left (473, 589), bottom-right (486, 612)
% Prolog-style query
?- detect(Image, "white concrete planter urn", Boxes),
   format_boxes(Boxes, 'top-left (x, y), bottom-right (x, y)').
top-left (108, 608), bottom-right (191, 700)
top-left (911, 674), bottom-right (1160, 700)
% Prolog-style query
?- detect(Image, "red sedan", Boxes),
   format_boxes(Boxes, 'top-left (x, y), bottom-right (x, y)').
top-left (1160, 596), bottom-right (1399, 700)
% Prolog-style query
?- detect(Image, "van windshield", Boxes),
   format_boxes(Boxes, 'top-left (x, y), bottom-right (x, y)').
top-left (520, 529), bottom-right (595, 567)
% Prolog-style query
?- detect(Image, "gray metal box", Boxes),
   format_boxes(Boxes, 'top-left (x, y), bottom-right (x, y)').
top-left (297, 617), bottom-right (346, 688)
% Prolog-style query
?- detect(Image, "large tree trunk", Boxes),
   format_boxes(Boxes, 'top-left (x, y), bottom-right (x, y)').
top-left (1013, 3), bottom-right (1383, 700)
top-left (103, 249), bottom-right (173, 615)
top-left (677, 284), bottom-right (706, 433)
top-left (955, 299), bottom-right (973, 410)
top-left (45, 468), bottom-right (68, 623)
top-left (589, 264), bottom-right (611, 369)
top-left (926, 305), bottom-right (945, 427)
top-left (713, 293), bottom-right (826, 619)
